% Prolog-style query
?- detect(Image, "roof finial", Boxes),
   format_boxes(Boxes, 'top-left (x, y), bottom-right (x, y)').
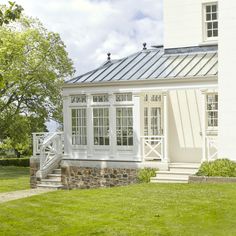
top-left (107, 52), bottom-right (111, 61)
top-left (143, 42), bottom-right (147, 50)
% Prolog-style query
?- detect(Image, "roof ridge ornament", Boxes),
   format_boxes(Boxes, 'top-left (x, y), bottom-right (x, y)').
top-left (143, 42), bottom-right (147, 50)
top-left (107, 52), bottom-right (111, 61)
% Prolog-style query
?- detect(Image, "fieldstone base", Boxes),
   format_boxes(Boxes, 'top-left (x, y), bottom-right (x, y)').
top-left (61, 166), bottom-right (139, 189)
top-left (189, 176), bottom-right (236, 183)
top-left (30, 156), bottom-right (40, 188)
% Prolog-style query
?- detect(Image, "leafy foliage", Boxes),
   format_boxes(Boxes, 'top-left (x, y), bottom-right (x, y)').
top-left (0, 13), bottom-right (74, 155)
top-left (137, 168), bottom-right (157, 183)
top-left (0, 1), bottom-right (23, 26)
top-left (196, 159), bottom-right (236, 177)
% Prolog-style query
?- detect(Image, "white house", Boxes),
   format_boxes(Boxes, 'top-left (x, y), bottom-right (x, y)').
top-left (30, 0), bottom-right (236, 189)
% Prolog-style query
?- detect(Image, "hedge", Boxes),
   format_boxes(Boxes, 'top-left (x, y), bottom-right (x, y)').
top-left (0, 157), bottom-right (30, 167)
top-left (196, 159), bottom-right (236, 177)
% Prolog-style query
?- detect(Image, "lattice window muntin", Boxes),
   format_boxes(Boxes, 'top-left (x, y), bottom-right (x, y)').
top-left (71, 95), bottom-right (86, 104)
top-left (115, 93), bottom-right (132, 102)
top-left (205, 4), bottom-right (218, 39)
top-left (71, 108), bottom-right (87, 145)
top-left (206, 94), bottom-right (218, 128)
top-left (93, 94), bottom-right (109, 103)
top-left (93, 108), bottom-right (109, 145)
top-left (151, 108), bottom-right (162, 135)
top-left (116, 108), bottom-right (133, 146)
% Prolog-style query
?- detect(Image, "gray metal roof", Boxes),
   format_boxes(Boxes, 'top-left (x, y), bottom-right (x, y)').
top-left (67, 45), bottom-right (218, 84)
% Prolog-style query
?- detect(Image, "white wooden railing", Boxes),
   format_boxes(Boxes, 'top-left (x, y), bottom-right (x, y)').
top-left (32, 132), bottom-right (64, 179)
top-left (141, 136), bottom-right (165, 162)
top-left (206, 136), bottom-right (218, 161)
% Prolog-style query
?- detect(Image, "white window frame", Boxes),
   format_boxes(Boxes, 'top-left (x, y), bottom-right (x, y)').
top-left (115, 93), bottom-right (133, 105)
top-left (206, 93), bottom-right (218, 132)
top-left (71, 108), bottom-right (87, 148)
top-left (203, 2), bottom-right (218, 42)
top-left (93, 107), bottom-right (110, 148)
top-left (70, 94), bottom-right (87, 106)
top-left (92, 94), bottom-right (109, 106)
top-left (116, 107), bottom-right (134, 150)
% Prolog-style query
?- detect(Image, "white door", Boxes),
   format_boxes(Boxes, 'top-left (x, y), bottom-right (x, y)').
top-left (141, 93), bottom-right (164, 160)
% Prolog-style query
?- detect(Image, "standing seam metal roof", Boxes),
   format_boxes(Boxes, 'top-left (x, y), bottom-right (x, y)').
top-left (67, 46), bottom-right (218, 84)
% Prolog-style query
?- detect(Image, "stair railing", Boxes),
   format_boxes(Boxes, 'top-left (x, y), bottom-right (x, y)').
top-left (33, 132), bottom-right (64, 179)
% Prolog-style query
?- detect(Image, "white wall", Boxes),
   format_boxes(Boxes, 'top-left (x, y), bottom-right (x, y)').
top-left (168, 89), bottom-right (203, 163)
top-left (218, 0), bottom-right (236, 161)
top-left (164, 0), bottom-right (217, 49)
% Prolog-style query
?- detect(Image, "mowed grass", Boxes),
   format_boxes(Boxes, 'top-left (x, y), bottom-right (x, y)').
top-left (0, 166), bottom-right (29, 193)
top-left (0, 183), bottom-right (236, 236)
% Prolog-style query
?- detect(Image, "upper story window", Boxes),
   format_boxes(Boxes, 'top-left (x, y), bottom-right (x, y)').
top-left (204, 3), bottom-right (218, 41)
top-left (206, 93), bottom-right (218, 129)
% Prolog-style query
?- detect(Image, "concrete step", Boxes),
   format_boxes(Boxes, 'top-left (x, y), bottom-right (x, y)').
top-left (169, 168), bottom-right (198, 174)
top-left (52, 169), bottom-right (61, 174)
top-left (47, 174), bottom-right (61, 181)
top-left (37, 184), bottom-right (63, 189)
top-left (151, 178), bottom-right (188, 183)
top-left (40, 179), bottom-right (62, 186)
top-left (169, 163), bottom-right (200, 168)
top-left (155, 171), bottom-right (193, 179)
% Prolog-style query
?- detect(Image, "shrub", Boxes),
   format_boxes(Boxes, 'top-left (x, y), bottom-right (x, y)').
top-left (0, 157), bottom-right (29, 167)
top-left (138, 168), bottom-right (157, 183)
top-left (196, 159), bottom-right (236, 177)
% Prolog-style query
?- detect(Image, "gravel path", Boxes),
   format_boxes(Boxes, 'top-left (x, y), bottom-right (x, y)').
top-left (0, 189), bottom-right (56, 203)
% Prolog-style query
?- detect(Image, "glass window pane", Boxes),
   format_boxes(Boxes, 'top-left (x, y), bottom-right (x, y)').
top-left (71, 108), bottom-right (87, 145)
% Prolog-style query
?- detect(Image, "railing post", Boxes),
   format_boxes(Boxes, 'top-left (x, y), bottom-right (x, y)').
top-left (201, 90), bottom-right (207, 162)
top-left (141, 137), bottom-right (145, 162)
top-left (163, 92), bottom-right (169, 163)
top-left (33, 133), bottom-right (36, 156)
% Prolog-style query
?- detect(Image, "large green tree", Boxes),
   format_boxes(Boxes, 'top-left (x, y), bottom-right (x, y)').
top-left (0, 13), bottom-right (74, 156)
top-left (0, 1), bottom-right (23, 26)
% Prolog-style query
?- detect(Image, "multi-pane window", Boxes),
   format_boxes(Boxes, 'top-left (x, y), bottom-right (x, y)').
top-left (204, 3), bottom-right (218, 39)
top-left (144, 107), bottom-right (162, 136)
top-left (144, 108), bottom-right (148, 136)
top-left (115, 93), bottom-right (132, 102)
top-left (206, 94), bottom-right (218, 128)
top-left (151, 108), bottom-right (162, 135)
top-left (71, 95), bottom-right (86, 104)
top-left (71, 109), bottom-right (87, 145)
top-left (93, 94), bottom-right (109, 103)
top-left (93, 108), bottom-right (109, 145)
top-left (116, 108), bottom-right (133, 146)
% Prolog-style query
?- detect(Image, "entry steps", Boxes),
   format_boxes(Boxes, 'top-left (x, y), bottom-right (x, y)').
top-left (151, 163), bottom-right (200, 183)
top-left (37, 168), bottom-right (63, 189)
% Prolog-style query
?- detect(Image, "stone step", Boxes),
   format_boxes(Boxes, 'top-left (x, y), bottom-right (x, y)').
top-left (52, 169), bottom-right (61, 174)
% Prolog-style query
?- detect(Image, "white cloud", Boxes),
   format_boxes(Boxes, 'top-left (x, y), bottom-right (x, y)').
top-left (2, 0), bottom-right (163, 76)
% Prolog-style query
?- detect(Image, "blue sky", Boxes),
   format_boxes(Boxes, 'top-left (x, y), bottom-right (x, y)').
top-left (2, 0), bottom-right (163, 76)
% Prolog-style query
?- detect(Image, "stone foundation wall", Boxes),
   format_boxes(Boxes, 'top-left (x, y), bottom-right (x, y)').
top-left (61, 166), bottom-right (139, 189)
top-left (30, 156), bottom-right (40, 188)
top-left (189, 176), bottom-right (236, 183)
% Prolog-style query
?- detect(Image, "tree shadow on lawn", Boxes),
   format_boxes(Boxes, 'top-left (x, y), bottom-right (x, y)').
top-left (0, 166), bottom-right (29, 180)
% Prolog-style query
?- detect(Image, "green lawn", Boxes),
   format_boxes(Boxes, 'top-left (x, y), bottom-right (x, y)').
top-left (0, 183), bottom-right (236, 236)
top-left (0, 166), bottom-right (29, 193)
